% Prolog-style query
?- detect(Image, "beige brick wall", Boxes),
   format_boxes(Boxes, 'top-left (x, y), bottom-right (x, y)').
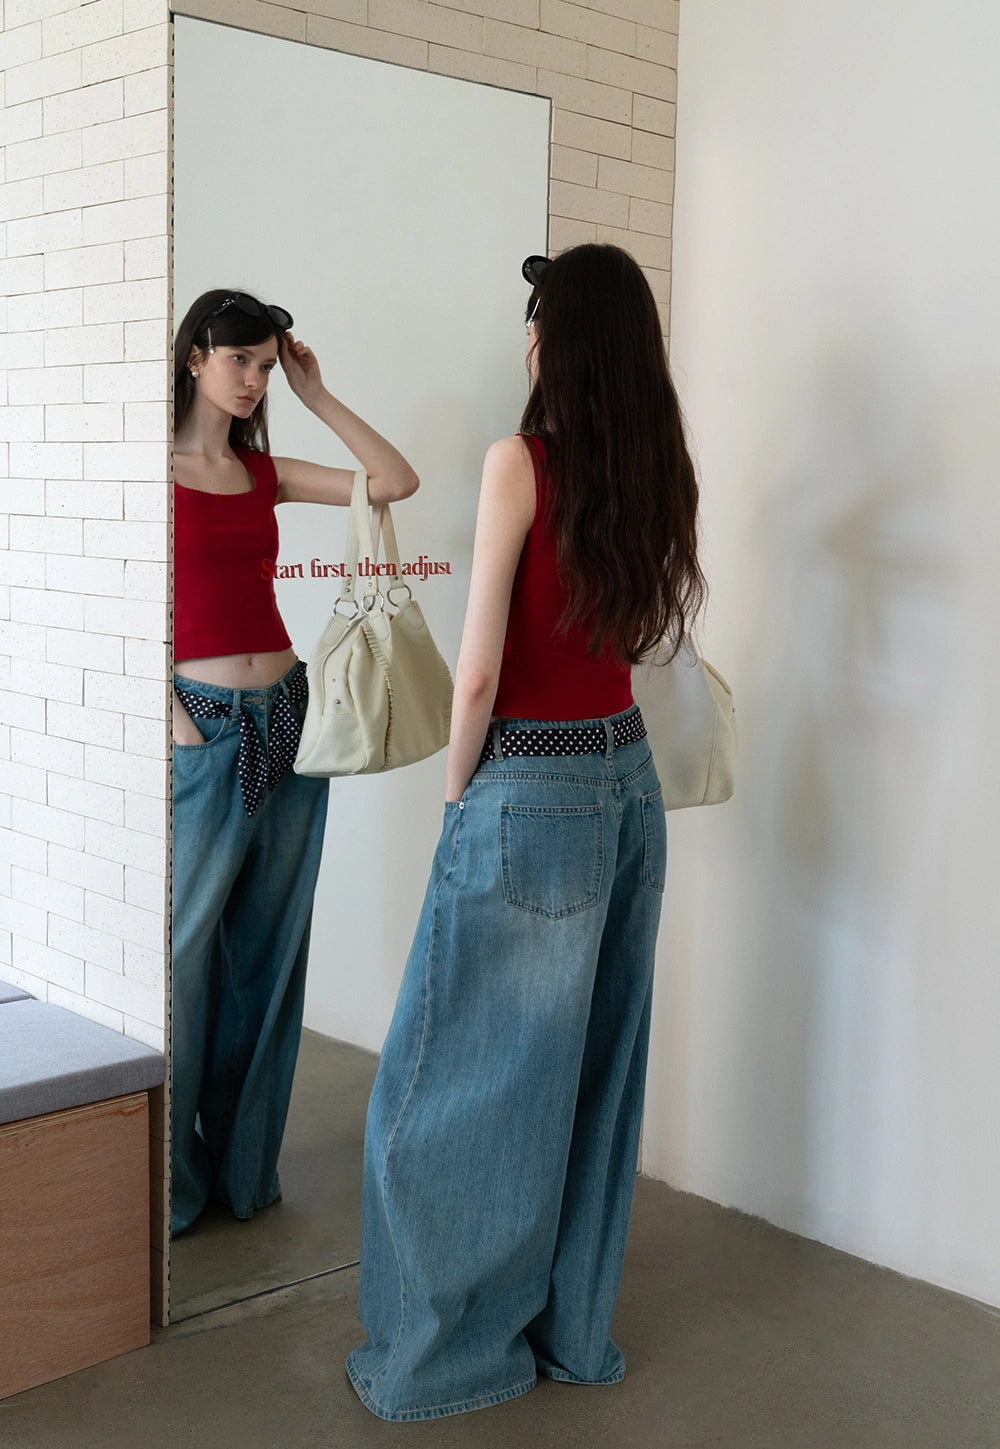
top-left (171, 0), bottom-right (678, 317)
top-left (0, 0), bottom-right (171, 1322)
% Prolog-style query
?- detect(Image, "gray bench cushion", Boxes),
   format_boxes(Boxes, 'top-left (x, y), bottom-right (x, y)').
top-left (0, 981), bottom-right (33, 1005)
top-left (0, 999), bottom-right (165, 1125)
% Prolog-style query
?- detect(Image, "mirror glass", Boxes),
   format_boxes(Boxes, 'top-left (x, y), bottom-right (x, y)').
top-left (171, 15), bottom-right (550, 1321)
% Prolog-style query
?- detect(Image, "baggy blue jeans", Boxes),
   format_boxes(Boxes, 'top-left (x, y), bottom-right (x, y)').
top-left (346, 706), bottom-right (666, 1420)
top-left (170, 664), bottom-right (329, 1236)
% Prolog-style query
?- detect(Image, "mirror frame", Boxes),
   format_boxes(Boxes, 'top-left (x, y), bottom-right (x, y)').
top-left (161, 0), bottom-right (676, 1321)
top-left (0, 0), bottom-right (676, 1331)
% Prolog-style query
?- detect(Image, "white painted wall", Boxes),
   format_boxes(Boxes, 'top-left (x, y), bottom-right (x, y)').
top-left (642, 1), bottom-right (1000, 1307)
top-left (174, 19), bottom-right (550, 1050)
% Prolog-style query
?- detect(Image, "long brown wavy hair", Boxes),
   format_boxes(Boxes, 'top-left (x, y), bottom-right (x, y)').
top-left (174, 289), bottom-right (280, 452)
top-left (520, 244), bottom-right (705, 663)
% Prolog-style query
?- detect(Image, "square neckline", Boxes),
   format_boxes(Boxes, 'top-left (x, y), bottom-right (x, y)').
top-left (174, 448), bottom-right (256, 497)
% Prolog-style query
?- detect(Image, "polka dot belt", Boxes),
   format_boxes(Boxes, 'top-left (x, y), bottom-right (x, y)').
top-left (479, 708), bottom-right (647, 763)
top-left (174, 662), bottom-right (308, 817)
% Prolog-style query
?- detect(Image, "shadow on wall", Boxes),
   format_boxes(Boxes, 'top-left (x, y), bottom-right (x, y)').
top-left (716, 332), bottom-right (968, 1257)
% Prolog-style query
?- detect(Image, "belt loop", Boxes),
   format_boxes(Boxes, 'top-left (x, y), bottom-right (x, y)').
top-left (491, 722), bottom-right (506, 761)
top-left (603, 718), bottom-right (615, 758)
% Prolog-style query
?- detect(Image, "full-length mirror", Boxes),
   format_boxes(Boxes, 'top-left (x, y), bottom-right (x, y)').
top-left (172, 16), bottom-right (550, 1321)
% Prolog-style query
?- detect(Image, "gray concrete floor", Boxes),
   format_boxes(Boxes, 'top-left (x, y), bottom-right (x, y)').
top-left (4, 1037), bottom-right (1000, 1447)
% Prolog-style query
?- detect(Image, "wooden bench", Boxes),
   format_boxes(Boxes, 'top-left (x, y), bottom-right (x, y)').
top-left (0, 990), bottom-right (166, 1400)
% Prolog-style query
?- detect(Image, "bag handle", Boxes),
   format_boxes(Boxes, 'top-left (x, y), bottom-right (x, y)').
top-left (339, 471), bottom-right (408, 613)
top-left (372, 499), bottom-right (402, 575)
top-left (339, 469), bottom-right (377, 611)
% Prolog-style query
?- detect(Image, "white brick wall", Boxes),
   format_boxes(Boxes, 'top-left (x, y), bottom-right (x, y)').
top-left (0, 0), bottom-right (170, 1081)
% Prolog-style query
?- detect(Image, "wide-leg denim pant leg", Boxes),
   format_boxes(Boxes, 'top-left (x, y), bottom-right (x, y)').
top-left (347, 713), bottom-right (666, 1421)
top-left (525, 751), bottom-right (665, 1382)
top-left (170, 672), bottom-right (329, 1235)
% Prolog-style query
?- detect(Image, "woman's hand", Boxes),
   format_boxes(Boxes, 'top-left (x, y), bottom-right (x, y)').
top-left (172, 691), bottom-right (205, 746)
top-left (280, 331), bottom-right (326, 410)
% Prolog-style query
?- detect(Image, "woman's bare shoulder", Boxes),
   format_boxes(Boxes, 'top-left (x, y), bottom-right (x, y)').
top-left (479, 435), bottom-right (536, 531)
top-left (484, 434), bottom-right (534, 470)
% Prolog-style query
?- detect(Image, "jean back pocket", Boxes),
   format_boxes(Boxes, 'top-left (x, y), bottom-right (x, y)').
top-left (500, 803), bottom-right (605, 919)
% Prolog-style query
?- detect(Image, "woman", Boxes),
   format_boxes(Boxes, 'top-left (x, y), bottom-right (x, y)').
top-left (346, 245), bottom-right (705, 1419)
top-left (171, 289), bottom-right (418, 1236)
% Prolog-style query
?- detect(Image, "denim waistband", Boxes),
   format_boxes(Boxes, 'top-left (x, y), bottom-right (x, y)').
top-left (172, 658), bottom-right (305, 712)
top-left (173, 661), bottom-right (307, 816)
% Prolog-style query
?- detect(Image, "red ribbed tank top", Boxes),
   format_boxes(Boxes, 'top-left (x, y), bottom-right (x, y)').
top-left (173, 447), bottom-right (292, 660)
top-left (492, 435), bottom-right (633, 721)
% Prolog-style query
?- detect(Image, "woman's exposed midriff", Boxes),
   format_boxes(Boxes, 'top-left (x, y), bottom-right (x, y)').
top-left (174, 646), bottom-right (298, 690)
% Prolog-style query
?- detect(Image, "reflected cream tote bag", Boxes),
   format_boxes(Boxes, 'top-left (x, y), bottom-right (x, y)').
top-left (294, 471), bottom-right (453, 777)
top-left (631, 646), bottom-right (736, 810)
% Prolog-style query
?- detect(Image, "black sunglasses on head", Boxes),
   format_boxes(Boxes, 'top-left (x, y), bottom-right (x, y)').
top-left (522, 255), bottom-right (551, 288)
top-left (204, 292), bottom-right (294, 335)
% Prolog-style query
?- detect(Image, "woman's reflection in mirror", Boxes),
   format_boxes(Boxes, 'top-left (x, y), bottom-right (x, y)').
top-left (170, 289), bottom-right (418, 1236)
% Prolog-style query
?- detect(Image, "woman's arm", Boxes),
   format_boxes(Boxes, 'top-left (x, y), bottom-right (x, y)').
top-left (273, 333), bottom-right (418, 505)
top-left (445, 435), bottom-right (536, 801)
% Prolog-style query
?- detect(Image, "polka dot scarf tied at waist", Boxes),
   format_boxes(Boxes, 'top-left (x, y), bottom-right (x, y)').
top-left (175, 663), bottom-right (308, 816)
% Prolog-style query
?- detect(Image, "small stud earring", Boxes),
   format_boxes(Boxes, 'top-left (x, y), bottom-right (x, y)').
top-left (190, 369), bottom-right (198, 377)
